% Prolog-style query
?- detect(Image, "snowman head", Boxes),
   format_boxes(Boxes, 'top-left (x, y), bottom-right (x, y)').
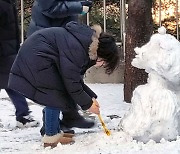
top-left (131, 26), bottom-right (180, 82)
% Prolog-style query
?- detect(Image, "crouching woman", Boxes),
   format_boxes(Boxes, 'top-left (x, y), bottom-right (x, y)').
top-left (8, 21), bottom-right (119, 148)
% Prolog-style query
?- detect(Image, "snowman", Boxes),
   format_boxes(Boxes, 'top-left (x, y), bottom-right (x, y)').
top-left (119, 27), bottom-right (180, 143)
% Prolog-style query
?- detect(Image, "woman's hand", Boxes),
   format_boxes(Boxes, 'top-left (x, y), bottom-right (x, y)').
top-left (88, 98), bottom-right (100, 114)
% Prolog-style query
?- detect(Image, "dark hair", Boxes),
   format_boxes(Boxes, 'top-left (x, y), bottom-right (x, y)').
top-left (97, 33), bottom-right (120, 74)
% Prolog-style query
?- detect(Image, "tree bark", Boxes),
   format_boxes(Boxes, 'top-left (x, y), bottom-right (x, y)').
top-left (124, 0), bottom-right (153, 103)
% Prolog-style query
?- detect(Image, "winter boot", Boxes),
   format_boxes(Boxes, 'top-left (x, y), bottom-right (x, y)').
top-left (16, 115), bottom-right (40, 128)
top-left (40, 109), bottom-right (75, 136)
top-left (42, 133), bottom-right (74, 148)
top-left (61, 110), bottom-right (95, 128)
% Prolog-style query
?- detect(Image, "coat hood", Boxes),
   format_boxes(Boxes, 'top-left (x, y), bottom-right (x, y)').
top-left (65, 21), bottom-right (102, 60)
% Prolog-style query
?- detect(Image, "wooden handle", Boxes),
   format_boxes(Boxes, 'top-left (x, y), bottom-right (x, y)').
top-left (98, 114), bottom-right (104, 125)
top-left (98, 114), bottom-right (111, 136)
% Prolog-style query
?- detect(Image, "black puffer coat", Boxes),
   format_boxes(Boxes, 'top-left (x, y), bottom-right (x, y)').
top-left (0, 0), bottom-right (20, 89)
top-left (27, 0), bottom-right (83, 36)
top-left (9, 22), bottom-right (101, 111)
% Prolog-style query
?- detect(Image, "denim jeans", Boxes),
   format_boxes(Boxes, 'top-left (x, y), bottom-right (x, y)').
top-left (44, 106), bottom-right (61, 136)
top-left (5, 88), bottom-right (29, 120)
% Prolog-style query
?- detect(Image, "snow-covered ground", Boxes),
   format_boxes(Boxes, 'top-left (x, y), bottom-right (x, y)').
top-left (0, 84), bottom-right (180, 154)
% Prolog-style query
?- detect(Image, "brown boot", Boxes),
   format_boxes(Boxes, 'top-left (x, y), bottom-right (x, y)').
top-left (63, 132), bottom-right (75, 138)
top-left (42, 133), bottom-right (74, 148)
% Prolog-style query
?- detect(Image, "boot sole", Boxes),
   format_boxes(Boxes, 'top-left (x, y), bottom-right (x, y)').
top-left (16, 121), bottom-right (40, 128)
top-left (63, 133), bottom-right (75, 138)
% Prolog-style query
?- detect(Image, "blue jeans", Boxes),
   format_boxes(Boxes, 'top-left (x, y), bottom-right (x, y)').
top-left (5, 88), bottom-right (29, 120)
top-left (44, 107), bottom-right (61, 136)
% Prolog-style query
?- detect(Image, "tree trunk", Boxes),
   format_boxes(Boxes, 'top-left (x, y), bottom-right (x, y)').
top-left (124, 0), bottom-right (153, 103)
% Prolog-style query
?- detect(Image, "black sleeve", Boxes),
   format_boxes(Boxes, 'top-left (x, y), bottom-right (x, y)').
top-left (81, 79), bottom-right (97, 99)
top-left (59, 56), bottom-right (93, 110)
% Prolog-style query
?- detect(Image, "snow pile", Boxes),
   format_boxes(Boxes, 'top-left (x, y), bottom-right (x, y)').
top-left (1, 85), bottom-right (180, 153)
top-left (120, 26), bottom-right (180, 143)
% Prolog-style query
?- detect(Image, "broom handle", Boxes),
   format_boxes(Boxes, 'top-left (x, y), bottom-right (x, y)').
top-left (98, 114), bottom-right (106, 127)
top-left (98, 114), bottom-right (111, 136)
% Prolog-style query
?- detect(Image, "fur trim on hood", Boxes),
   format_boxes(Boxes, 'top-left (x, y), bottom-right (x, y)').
top-left (89, 25), bottom-right (102, 60)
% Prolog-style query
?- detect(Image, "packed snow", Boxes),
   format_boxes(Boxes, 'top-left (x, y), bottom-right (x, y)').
top-left (120, 27), bottom-right (180, 143)
top-left (1, 84), bottom-right (180, 154)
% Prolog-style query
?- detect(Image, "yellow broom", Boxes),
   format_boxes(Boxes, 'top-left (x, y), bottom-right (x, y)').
top-left (98, 114), bottom-right (111, 136)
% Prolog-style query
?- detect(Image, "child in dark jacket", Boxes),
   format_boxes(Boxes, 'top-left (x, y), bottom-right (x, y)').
top-left (8, 21), bottom-right (119, 148)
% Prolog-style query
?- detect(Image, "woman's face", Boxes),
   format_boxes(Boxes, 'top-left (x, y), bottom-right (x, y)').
top-left (94, 58), bottom-right (106, 67)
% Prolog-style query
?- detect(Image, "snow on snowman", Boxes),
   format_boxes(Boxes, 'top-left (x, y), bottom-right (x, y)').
top-left (119, 26), bottom-right (180, 143)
